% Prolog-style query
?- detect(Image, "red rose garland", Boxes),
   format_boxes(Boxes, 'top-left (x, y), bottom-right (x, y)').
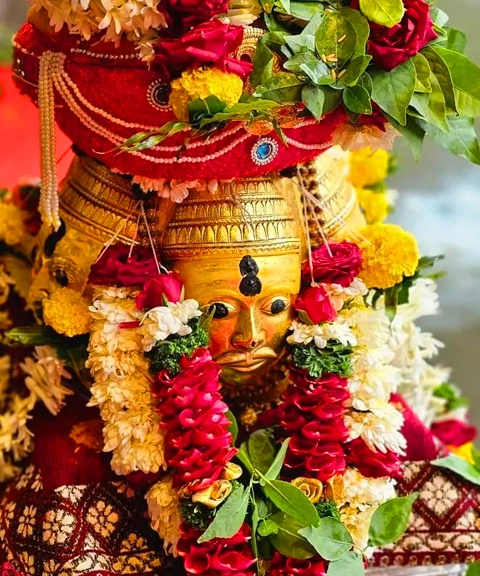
top-left (280, 370), bottom-right (350, 482)
top-left (153, 349), bottom-right (237, 492)
top-left (178, 524), bottom-right (256, 576)
top-left (270, 553), bottom-right (326, 576)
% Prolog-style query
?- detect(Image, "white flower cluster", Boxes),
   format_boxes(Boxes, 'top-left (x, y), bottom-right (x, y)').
top-left (339, 468), bottom-right (396, 551)
top-left (146, 475), bottom-right (182, 556)
top-left (31, 0), bottom-right (167, 61)
top-left (141, 299), bottom-right (202, 351)
top-left (386, 278), bottom-right (452, 427)
top-left (0, 347), bottom-right (72, 482)
top-left (344, 305), bottom-right (406, 456)
top-left (87, 286), bottom-right (167, 476)
top-left (287, 317), bottom-right (357, 350)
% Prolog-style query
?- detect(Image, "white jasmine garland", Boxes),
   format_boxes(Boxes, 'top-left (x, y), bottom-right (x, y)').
top-left (287, 317), bottom-right (357, 349)
top-left (87, 286), bottom-right (167, 476)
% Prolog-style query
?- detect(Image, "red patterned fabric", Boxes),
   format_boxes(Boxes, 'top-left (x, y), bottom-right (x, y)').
top-left (372, 461), bottom-right (480, 567)
top-left (0, 464), bottom-right (167, 575)
top-left (12, 23), bottom-right (347, 182)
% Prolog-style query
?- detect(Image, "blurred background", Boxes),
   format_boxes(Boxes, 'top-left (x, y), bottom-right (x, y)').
top-left (0, 0), bottom-right (479, 426)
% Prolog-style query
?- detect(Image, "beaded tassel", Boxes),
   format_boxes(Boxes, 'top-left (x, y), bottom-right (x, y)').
top-left (38, 51), bottom-right (65, 231)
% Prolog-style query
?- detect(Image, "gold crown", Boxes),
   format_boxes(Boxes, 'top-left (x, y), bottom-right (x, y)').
top-left (162, 179), bottom-right (303, 261)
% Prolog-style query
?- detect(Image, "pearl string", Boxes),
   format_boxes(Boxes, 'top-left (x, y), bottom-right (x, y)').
top-left (38, 51), bottom-right (65, 231)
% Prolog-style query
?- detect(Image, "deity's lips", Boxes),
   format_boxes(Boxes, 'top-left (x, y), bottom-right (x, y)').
top-left (216, 349), bottom-right (277, 372)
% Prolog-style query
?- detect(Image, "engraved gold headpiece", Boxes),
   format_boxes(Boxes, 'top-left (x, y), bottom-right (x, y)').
top-left (162, 179), bottom-right (303, 262)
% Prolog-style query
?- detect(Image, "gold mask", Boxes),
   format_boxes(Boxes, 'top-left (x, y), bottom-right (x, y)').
top-left (162, 181), bottom-right (303, 387)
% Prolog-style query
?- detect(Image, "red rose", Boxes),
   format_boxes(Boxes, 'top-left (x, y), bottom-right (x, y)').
top-left (165, 0), bottom-right (230, 31)
top-left (302, 242), bottom-right (363, 287)
top-left (345, 438), bottom-right (403, 478)
top-left (354, 0), bottom-right (437, 70)
top-left (431, 419), bottom-right (478, 448)
top-left (155, 20), bottom-right (252, 79)
top-left (135, 273), bottom-right (183, 309)
top-left (295, 286), bottom-right (337, 324)
top-left (88, 243), bottom-right (159, 287)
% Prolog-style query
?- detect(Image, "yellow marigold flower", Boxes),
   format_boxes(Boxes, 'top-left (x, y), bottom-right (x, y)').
top-left (0, 204), bottom-right (27, 246)
top-left (169, 67), bottom-right (244, 122)
top-left (359, 223), bottom-right (419, 289)
top-left (357, 188), bottom-right (389, 225)
top-left (449, 442), bottom-right (475, 464)
top-left (43, 287), bottom-right (92, 337)
top-left (349, 147), bottom-right (390, 189)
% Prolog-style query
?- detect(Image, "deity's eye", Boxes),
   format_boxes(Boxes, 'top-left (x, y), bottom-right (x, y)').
top-left (53, 267), bottom-right (69, 287)
top-left (262, 297), bottom-right (290, 315)
top-left (208, 303), bottom-right (234, 319)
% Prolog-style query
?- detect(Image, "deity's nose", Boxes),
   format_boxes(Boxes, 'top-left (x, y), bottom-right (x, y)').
top-left (231, 308), bottom-right (266, 352)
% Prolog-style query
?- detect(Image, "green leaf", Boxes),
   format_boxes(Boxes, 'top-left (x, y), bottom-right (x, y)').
top-left (299, 518), bottom-right (353, 561)
top-left (265, 438), bottom-right (290, 480)
top-left (198, 485), bottom-right (251, 542)
top-left (269, 513), bottom-right (316, 559)
top-left (188, 96), bottom-right (226, 124)
top-left (411, 68), bottom-right (448, 132)
top-left (422, 46), bottom-right (457, 114)
top-left (343, 85), bottom-right (372, 114)
top-left (430, 6), bottom-right (449, 27)
top-left (438, 28), bottom-right (467, 54)
top-left (226, 410), bottom-right (239, 444)
top-left (413, 53), bottom-right (432, 93)
top-left (432, 454), bottom-right (480, 486)
top-left (340, 55), bottom-right (372, 87)
top-left (432, 46), bottom-right (480, 117)
top-left (236, 444), bottom-right (255, 475)
top-left (425, 115), bottom-right (480, 165)
top-left (472, 447), bottom-right (480, 472)
top-left (289, 2), bottom-right (324, 22)
top-left (358, 0), bottom-right (405, 28)
top-left (300, 60), bottom-right (334, 86)
top-left (371, 59), bottom-right (416, 125)
top-left (5, 325), bottom-right (63, 346)
top-left (263, 479), bottom-right (320, 526)
top-left (315, 11), bottom-right (357, 67)
top-left (254, 72), bottom-right (305, 103)
top-left (466, 563), bottom-right (480, 576)
top-left (248, 429), bottom-right (276, 475)
top-left (341, 8), bottom-right (370, 58)
top-left (368, 493), bottom-right (419, 547)
top-left (251, 37), bottom-right (275, 87)
top-left (302, 84), bottom-right (326, 120)
top-left (327, 551), bottom-right (365, 576)
top-left (258, 518), bottom-right (280, 537)
top-left (322, 87), bottom-right (344, 114)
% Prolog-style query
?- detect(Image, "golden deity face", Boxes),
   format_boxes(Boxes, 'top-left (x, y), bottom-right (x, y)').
top-left (173, 251), bottom-right (300, 386)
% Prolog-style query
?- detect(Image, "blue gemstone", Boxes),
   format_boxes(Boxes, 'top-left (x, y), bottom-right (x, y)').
top-left (257, 142), bottom-right (273, 160)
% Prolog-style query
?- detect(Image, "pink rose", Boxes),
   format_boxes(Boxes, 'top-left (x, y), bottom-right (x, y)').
top-left (295, 286), bottom-right (337, 324)
top-left (135, 273), bottom-right (183, 309)
top-left (354, 0), bottom-right (438, 70)
top-left (302, 242), bottom-right (363, 287)
top-left (155, 20), bottom-right (252, 79)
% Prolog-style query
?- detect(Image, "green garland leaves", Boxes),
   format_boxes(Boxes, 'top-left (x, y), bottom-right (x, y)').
top-left (291, 340), bottom-right (353, 379)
